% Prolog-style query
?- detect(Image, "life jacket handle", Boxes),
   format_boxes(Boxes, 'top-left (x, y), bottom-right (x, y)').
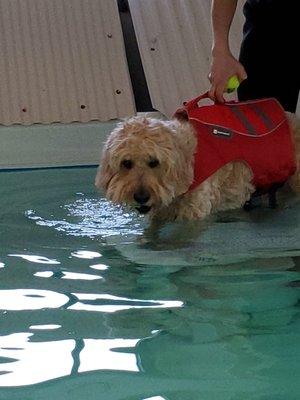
top-left (183, 91), bottom-right (236, 111)
top-left (183, 91), bottom-right (211, 112)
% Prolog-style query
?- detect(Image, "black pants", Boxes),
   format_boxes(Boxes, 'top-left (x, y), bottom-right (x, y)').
top-left (238, 0), bottom-right (299, 112)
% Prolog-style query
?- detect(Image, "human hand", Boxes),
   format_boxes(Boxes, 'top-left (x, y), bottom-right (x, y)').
top-left (208, 50), bottom-right (247, 103)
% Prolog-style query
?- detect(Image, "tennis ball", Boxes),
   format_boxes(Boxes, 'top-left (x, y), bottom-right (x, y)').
top-left (225, 75), bottom-right (240, 93)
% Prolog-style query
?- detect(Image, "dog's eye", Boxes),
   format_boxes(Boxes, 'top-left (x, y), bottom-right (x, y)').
top-left (121, 159), bottom-right (133, 170)
top-left (148, 158), bottom-right (159, 168)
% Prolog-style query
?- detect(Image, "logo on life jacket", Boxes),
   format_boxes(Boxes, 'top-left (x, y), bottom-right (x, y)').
top-left (212, 128), bottom-right (232, 138)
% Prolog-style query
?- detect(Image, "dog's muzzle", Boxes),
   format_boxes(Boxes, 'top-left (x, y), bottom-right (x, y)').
top-left (134, 188), bottom-right (151, 214)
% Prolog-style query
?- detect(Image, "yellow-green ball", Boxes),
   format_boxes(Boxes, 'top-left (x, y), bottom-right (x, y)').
top-left (226, 75), bottom-right (240, 93)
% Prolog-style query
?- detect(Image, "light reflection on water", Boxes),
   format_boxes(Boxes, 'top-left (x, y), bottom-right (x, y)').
top-left (0, 284), bottom-right (183, 387)
top-left (143, 397), bottom-right (167, 400)
top-left (8, 254), bottom-right (60, 265)
top-left (0, 284), bottom-right (182, 387)
top-left (29, 325), bottom-right (61, 330)
top-left (34, 271), bottom-right (55, 278)
top-left (89, 263), bottom-right (109, 271)
top-left (0, 289), bottom-right (69, 311)
top-left (0, 333), bottom-right (139, 386)
top-left (61, 272), bottom-right (103, 281)
top-left (0, 333), bottom-right (74, 387)
top-left (34, 270), bottom-right (105, 280)
top-left (71, 250), bottom-right (102, 259)
top-left (68, 293), bottom-right (183, 313)
top-left (25, 197), bottom-right (145, 238)
top-left (0, 288), bottom-right (182, 313)
top-left (78, 339), bottom-right (140, 373)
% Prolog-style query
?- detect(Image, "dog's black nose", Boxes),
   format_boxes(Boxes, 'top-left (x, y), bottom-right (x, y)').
top-left (133, 188), bottom-right (150, 204)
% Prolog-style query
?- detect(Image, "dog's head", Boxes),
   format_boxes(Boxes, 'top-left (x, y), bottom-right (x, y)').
top-left (95, 116), bottom-right (195, 215)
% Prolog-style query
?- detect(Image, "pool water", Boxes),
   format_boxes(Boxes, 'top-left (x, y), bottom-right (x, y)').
top-left (0, 168), bottom-right (300, 400)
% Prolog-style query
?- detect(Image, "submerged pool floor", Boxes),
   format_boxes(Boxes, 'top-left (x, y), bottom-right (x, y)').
top-left (0, 168), bottom-right (300, 400)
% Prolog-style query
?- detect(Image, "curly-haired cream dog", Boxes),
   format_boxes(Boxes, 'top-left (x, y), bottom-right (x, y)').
top-left (95, 114), bottom-right (300, 222)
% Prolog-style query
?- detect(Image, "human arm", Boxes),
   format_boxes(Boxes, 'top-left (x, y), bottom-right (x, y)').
top-left (208, 0), bottom-right (247, 102)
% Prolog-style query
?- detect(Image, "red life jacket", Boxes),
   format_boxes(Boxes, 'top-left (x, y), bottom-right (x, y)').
top-left (174, 92), bottom-right (296, 192)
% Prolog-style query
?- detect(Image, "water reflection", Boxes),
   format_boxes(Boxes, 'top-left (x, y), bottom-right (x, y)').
top-left (8, 254), bottom-right (60, 264)
top-left (0, 333), bottom-right (74, 386)
top-left (71, 250), bottom-right (102, 259)
top-left (0, 289), bottom-right (69, 310)
top-left (34, 271), bottom-right (54, 278)
top-left (29, 325), bottom-right (61, 330)
top-left (143, 397), bottom-right (167, 400)
top-left (69, 293), bottom-right (183, 313)
top-left (79, 339), bottom-right (139, 373)
top-left (33, 271), bottom-right (103, 281)
top-left (89, 263), bottom-right (109, 271)
top-left (0, 333), bottom-right (140, 386)
top-left (61, 272), bottom-right (103, 281)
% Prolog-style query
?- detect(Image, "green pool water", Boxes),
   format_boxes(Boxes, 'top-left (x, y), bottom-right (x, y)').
top-left (0, 168), bottom-right (299, 400)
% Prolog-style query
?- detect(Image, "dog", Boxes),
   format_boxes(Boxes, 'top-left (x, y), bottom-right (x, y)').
top-left (95, 112), bottom-right (300, 222)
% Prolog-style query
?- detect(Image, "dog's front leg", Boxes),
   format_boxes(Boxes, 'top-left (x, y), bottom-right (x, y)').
top-left (172, 181), bottom-right (216, 221)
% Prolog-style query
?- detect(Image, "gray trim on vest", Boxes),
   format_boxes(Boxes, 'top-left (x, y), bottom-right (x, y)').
top-left (229, 105), bottom-right (257, 135)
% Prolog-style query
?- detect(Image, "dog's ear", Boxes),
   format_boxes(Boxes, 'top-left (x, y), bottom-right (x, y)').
top-left (164, 120), bottom-right (195, 194)
top-left (95, 146), bottom-right (114, 192)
